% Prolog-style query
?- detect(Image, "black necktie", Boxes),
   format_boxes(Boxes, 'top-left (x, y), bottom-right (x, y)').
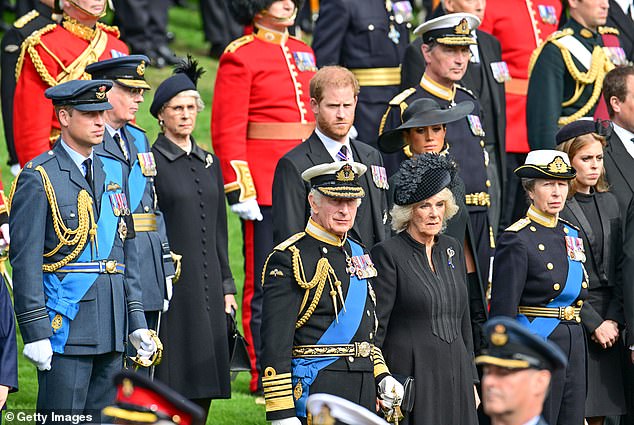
top-left (337, 145), bottom-right (350, 161)
top-left (83, 158), bottom-right (94, 193)
top-left (113, 132), bottom-right (129, 161)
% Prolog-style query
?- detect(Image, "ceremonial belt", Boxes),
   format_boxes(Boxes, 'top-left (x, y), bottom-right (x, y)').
top-left (247, 122), bottom-right (315, 140)
top-left (518, 306), bottom-right (581, 322)
top-left (132, 213), bottom-right (157, 232)
top-left (465, 192), bottom-right (491, 207)
top-left (293, 342), bottom-right (373, 358)
top-left (57, 260), bottom-right (125, 274)
top-left (505, 78), bottom-right (528, 96)
top-left (350, 67), bottom-right (401, 86)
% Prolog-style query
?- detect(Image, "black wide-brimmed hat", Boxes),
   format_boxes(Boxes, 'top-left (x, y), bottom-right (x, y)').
top-left (475, 317), bottom-right (567, 371)
top-left (393, 153), bottom-right (457, 206)
top-left (378, 98), bottom-right (474, 153)
top-left (229, 0), bottom-right (303, 25)
top-left (302, 162), bottom-right (367, 199)
top-left (555, 118), bottom-right (612, 145)
top-left (150, 55), bottom-right (205, 118)
top-left (514, 149), bottom-right (576, 180)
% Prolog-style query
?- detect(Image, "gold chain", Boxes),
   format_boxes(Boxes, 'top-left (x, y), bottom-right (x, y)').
top-left (35, 166), bottom-right (97, 272)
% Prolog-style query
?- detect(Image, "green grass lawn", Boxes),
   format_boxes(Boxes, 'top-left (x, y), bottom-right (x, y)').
top-left (1, 2), bottom-right (267, 423)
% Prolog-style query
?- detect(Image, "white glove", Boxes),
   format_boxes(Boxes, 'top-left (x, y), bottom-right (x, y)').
top-left (378, 376), bottom-right (405, 409)
top-left (23, 338), bottom-right (53, 371)
top-left (129, 329), bottom-right (157, 359)
top-left (0, 223), bottom-right (9, 245)
top-left (162, 277), bottom-right (173, 312)
top-left (162, 299), bottom-right (170, 313)
top-left (230, 199), bottom-right (263, 221)
top-left (271, 418), bottom-right (302, 425)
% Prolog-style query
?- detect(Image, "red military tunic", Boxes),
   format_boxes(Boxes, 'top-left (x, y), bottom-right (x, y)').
top-left (13, 17), bottom-right (128, 166)
top-left (211, 25), bottom-right (316, 207)
top-left (480, 0), bottom-right (562, 154)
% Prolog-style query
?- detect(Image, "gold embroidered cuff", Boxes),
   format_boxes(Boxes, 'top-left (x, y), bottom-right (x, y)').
top-left (372, 346), bottom-right (390, 377)
top-left (263, 367), bottom-right (295, 412)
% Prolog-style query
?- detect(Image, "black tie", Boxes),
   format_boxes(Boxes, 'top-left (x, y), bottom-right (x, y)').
top-left (337, 145), bottom-right (350, 161)
top-left (113, 132), bottom-right (129, 161)
top-left (83, 158), bottom-right (94, 193)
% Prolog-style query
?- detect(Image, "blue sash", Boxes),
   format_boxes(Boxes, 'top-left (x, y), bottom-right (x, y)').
top-left (43, 156), bottom-right (124, 353)
top-left (291, 239), bottom-right (368, 417)
top-left (125, 125), bottom-right (147, 212)
top-left (516, 224), bottom-right (583, 339)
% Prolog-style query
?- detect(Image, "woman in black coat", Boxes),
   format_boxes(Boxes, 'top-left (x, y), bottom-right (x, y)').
top-left (372, 154), bottom-right (479, 425)
top-left (149, 60), bottom-right (237, 418)
top-left (556, 121), bottom-right (626, 424)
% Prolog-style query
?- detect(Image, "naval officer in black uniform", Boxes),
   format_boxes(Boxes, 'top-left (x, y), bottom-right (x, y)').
top-left (489, 150), bottom-right (587, 425)
top-left (261, 161), bottom-right (403, 425)
top-left (381, 13), bottom-right (493, 290)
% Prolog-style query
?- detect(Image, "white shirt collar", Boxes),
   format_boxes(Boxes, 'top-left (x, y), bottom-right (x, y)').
top-left (105, 123), bottom-right (123, 138)
top-left (59, 138), bottom-right (93, 175)
top-left (315, 127), bottom-right (354, 162)
top-left (612, 122), bottom-right (634, 160)
top-left (613, 0), bottom-right (632, 16)
top-left (523, 416), bottom-right (541, 425)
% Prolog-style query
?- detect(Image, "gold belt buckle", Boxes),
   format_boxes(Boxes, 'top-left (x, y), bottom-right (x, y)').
top-left (560, 306), bottom-right (575, 321)
top-left (355, 342), bottom-right (371, 358)
top-left (105, 260), bottom-right (117, 274)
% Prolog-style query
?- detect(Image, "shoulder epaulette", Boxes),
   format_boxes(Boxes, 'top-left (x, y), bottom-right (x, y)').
top-left (224, 35), bottom-right (255, 54)
top-left (96, 22), bottom-right (121, 38)
top-left (274, 232), bottom-right (306, 251)
top-left (13, 10), bottom-right (39, 29)
top-left (528, 28), bottom-right (574, 76)
top-left (505, 217), bottom-right (531, 232)
top-left (15, 22), bottom-right (58, 83)
top-left (388, 87), bottom-right (416, 106)
top-left (547, 28), bottom-right (574, 42)
top-left (126, 122), bottom-right (146, 133)
top-left (559, 218), bottom-right (580, 231)
top-left (598, 26), bottom-right (619, 36)
top-left (456, 84), bottom-right (476, 99)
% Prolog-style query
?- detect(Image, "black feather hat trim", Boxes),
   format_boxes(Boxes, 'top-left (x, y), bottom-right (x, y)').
top-left (393, 153), bottom-right (457, 206)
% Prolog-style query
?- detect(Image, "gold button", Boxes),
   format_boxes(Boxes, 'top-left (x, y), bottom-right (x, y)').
top-left (486, 179), bottom-right (491, 187)
top-left (576, 316), bottom-right (581, 323)
top-left (538, 244), bottom-right (545, 251)
top-left (480, 140), bottom-right (485, 147)
top-left (553, 283), bottom-right (560, 290)
top-left (582, 282), bottom-right (588, 288)
top-left (530, 226), bottom-right (537, 232)
top-left (577, 300), bottom-right (584, 307)
top-left (564, 227), bottom-right (569, 234)
top-left (547, 263), bottom-right (554, 270)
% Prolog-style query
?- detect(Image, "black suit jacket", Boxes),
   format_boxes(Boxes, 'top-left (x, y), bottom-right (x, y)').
top-left (605, 131), bottom-right (634, 215)
top-left (607, 0), bottom-right (634, 61)
top-left (400, 31), bottom-right (506, 193)
top-left (272, 133), bottom-right (389, 247)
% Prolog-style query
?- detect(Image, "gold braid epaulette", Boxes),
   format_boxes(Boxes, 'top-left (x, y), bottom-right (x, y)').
top-left (96, 21), bottom-right (120, 38)
top-left (289, 245), bottom-right (343, 329)
top-left (34, 166), bottom-right (97, 272)
top-left (552, 41), bottom-right (613, 125)
top-left (15, 23), bottom-right (57, 82)
top-left (528, 28), bottom-right (573, 76)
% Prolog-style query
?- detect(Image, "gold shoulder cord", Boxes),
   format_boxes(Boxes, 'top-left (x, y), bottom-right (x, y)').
top-left (289, 246), bottom-right (345, 329)
top-left (15, 23), bottom-right (57, 82)
top-left (34, 166), bottom-right (97, 271)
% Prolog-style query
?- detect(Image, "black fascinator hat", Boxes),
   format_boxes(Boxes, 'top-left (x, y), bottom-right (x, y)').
top-left (150, 55), bottom-right (205, 118)
top-left (393, 153), bottom-right (457, 206)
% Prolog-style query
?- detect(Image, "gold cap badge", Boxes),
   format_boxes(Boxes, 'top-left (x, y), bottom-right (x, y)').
top-left (335, 164), bottom-right (355, 182)
top-left (547, 156), bottom-right (568, 174)
top-left (490, 324), bottom-right (508, 346)
top-left (454, 18), bottom-right (470, 35)
top-left (137, 61), bottom-right (146, 77)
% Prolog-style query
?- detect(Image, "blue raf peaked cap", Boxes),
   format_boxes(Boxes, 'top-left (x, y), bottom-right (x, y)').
top-left (86, 55), bottom-right (151, 90)
top-left (45, 79), bottom-right (113, 111)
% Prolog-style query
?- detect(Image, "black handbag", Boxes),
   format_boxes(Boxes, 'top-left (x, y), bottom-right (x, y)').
top-left (392, 375), bottom-right (415, 413)
top-left (227, 309), bottom-right (251, 373)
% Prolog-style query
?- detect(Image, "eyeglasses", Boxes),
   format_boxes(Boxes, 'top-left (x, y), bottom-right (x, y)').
top-left (126, 87), bottom-right (145, 97)
top-left (165, 104), bottom-right (198, 114)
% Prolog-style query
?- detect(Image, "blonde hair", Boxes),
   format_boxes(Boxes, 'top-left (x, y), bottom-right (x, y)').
top-left (556, 132), bottom-right (608, 198)
top-left (390, 187), bottom-right (459, 233)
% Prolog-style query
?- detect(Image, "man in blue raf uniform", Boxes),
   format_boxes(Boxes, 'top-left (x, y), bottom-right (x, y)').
top-left (526, 0), bottom-right (624, 149)
top-left (381, 13), bottom-right (493, 290)
top-left (489, 150), bottom-right (587, 425)
top-left (9, 79), bottom-right (158, 413)
top-left (311, 0), bottom-right (412, 150)
top-left (87, 56), bottom-right (175, 340)
top-left (261, 162), bottom-right (403, 425)
top-left (476, 317), bottom-right (568, 425)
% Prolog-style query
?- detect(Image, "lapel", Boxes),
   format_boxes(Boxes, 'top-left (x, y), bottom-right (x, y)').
top-left (350, 141), bottom-right (374, 241)
top-left (92, 154), bottom-right (106, 215)
top-left (597, 195), bottom-right (611, 275)
top-left (305, 133), bottom-right (334, 166)
top-left (608, 0), bottom-right (634, 41)
top-left (477, 31), bottom-right (503, 117)
top-left (565, 197), bottom-right (596, 251)
top-left (122, 125), bottom-right (140, 162)
top-left (102, 131), bottom-right (128, 164)
top-left (607, 133), bottom-right (634, 193)
top-left (54, 143), bottom-right (93, 196)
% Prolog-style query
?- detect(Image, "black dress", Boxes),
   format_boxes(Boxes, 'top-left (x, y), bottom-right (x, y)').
top-left (372, 232), bottom-right (478, 425)
top-left (152, 134), bottom-right (236, 399)
top-left (560, 191), bottom-right (626, 417)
